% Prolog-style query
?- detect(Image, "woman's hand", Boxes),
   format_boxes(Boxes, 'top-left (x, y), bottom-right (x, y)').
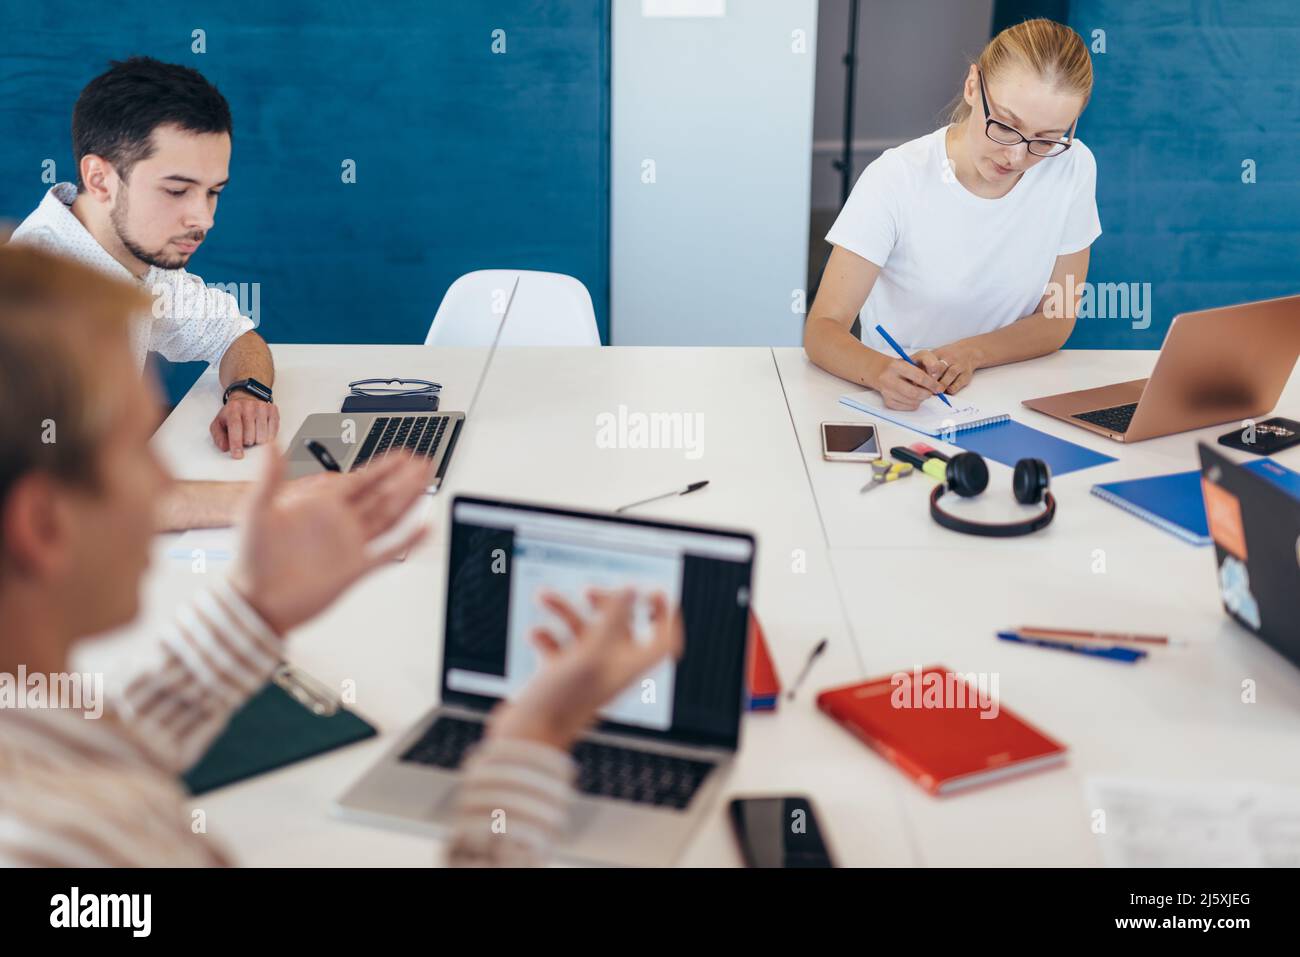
top-left (871, 356), bottom-right (946, 411)
top-left (913, 343), bottom-right (983, 396)
top-left (488, 588), bottom-right (684, 751)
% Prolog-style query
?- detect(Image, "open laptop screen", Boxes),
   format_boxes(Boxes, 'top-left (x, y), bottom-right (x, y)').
top-left (442, 496), bottom-right (756, 750)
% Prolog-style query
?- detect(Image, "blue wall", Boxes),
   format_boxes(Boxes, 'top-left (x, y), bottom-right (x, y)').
top-left (1067, 0), bottom-right (1300, 347)
top-left (0, 1), bottom-right (609, 398)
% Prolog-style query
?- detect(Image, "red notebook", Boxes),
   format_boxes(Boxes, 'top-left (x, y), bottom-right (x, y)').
top-left (817, 665), bottom-right (1066, 795)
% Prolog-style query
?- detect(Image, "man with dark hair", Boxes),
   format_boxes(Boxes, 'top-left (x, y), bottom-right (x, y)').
top-left (9, 57), bottom-right (279, 530)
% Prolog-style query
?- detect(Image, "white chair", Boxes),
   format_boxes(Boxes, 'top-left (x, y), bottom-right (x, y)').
top-left (425, 269), bottom-right (600, 346)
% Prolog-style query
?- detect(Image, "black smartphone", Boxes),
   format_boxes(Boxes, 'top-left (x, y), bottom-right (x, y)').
top-left (340, 393), bottom-right (439, 413)
top-left (1217, 417), bottom-right (1300, 456)
top-left (728, 796), bottom-right (835, 868)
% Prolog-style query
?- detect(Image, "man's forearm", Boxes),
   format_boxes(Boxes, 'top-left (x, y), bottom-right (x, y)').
top-left (156, 480), bottom-right (251, 532)
top-left (218, 331), bottom-right (275, 389)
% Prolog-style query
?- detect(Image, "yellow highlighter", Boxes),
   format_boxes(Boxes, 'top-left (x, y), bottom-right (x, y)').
top-left (889, 445), bottom-right (947, 481)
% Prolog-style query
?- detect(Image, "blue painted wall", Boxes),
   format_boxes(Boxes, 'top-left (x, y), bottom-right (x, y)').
top-left (0, 1), bottom-right (609, 399)
top-left (1066, 0), bottom-right (1300, 347)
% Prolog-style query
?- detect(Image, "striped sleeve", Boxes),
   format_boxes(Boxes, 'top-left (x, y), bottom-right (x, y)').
top-left (115, 579), bottom-right (286, 773)
top-left (0, 818), bottom-right (118, 868)
top-left (445, 737), bottom-right (577, 868)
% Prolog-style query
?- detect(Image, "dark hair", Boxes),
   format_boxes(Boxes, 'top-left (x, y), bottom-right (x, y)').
top-left (72, 56), bottom-right (233, 190)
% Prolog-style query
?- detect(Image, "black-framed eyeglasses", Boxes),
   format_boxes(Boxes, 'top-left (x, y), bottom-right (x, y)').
top-left (977, 68), bottom-right (1075, 158)
top-left (348, 378), bottom-right (441, 397)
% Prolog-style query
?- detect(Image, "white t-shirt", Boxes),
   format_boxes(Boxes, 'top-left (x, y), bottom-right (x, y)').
top-left (825, 127), bottom-right (1102, 355)
top-left (8, 183), bottom-right (253, 372)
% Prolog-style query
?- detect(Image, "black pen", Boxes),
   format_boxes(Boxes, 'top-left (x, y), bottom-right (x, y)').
top-left (306, 439), bottom-right (342, 472)
top-left (787, 638), bottom-right (828, 700)
top-left (614, 480), bottom-right (709, 514)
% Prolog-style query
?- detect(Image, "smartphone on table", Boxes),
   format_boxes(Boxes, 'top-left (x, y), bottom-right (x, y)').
top-left (821, 422), bottom-right (881, 462)
top-left (729, 795), bottom-right (836, 868)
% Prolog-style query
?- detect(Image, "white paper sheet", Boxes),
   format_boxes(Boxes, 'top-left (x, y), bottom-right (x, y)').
top-left (1086, 777), bottom-right (1300, 867)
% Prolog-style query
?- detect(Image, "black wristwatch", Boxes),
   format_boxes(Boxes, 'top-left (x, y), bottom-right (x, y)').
top-left (223, 377), bottom-right (273, 405)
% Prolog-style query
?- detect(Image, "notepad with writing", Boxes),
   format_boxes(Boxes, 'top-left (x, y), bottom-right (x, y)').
top-left (839, 389), bottom-right (1009, 437)
top-left (817, 666), bottom-right (1067, 795)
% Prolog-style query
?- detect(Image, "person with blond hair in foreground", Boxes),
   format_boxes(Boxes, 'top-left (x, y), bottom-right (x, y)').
top-left (0, 245), bottom-right (680, 867)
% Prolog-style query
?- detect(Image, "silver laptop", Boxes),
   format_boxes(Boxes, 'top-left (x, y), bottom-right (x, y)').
top-left (284, 276), bottom-right (519, 489)
top-left (337, 495), bottom-right (757, 866)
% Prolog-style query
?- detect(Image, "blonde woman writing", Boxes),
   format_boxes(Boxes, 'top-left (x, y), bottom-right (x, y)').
top-left (805, 18), bottom-right (1101, 410)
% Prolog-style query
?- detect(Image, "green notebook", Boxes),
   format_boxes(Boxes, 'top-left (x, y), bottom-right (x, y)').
top-left (182, 667), bottom-right (377, 796)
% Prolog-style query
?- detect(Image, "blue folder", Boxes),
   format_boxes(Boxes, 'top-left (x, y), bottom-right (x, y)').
top-left (956, 419), bottom-right (1117, 477)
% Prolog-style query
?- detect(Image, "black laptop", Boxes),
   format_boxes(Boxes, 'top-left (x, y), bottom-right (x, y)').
top-left (1198, 442), bottom-right (1300, 668)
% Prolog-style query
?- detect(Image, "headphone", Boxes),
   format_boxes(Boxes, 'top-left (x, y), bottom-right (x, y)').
top-left (928, 451), bottom-right (1056, 538)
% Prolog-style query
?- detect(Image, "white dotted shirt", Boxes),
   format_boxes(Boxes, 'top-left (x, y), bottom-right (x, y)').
top-left (8, 183), bottom-right (253, 371)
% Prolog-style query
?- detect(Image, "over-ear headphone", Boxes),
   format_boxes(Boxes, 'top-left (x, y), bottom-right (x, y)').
top-left (928, 451), bottom-right (1056, 537)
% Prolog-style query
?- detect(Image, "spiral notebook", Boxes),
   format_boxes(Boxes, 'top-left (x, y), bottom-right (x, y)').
top-left (1090, 459), bottom-right (1300, 546)
top-left (839, 389), bottom-right (1008, 437)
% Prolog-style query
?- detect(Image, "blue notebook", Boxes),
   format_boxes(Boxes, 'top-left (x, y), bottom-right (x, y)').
top-left (1091, 459), bottom-right (1300, 545)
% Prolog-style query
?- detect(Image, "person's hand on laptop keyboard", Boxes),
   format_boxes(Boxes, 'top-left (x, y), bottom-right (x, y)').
top-left (229, 449), bottom-right (430, 635)
top-left (488, 589), bottom-right (684, 751)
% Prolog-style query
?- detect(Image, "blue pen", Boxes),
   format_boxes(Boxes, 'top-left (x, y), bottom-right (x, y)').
top-left (874, 323), bottom-right (952, 407)
top-left (997, 631), bottom-right (1147, 663)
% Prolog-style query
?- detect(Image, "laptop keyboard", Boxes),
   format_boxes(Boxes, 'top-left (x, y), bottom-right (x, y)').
top-left (351, 415), bottom-right (449, 470)
top-left (1072, 402), bottom-right (1138, 433)
top-left (400, 715), bottom-right (715, 811)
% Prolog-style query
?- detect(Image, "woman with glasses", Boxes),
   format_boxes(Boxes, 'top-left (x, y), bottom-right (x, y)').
top-left (804, 18), bottom-right (1099, 410)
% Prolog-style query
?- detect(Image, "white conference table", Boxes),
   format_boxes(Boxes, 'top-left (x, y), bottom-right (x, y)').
top-left (91, 343), bottom-right (1300, 867)
top-left (101, 345), bottom-right (912, 867)
top-left (778, 346), bottom-right (1300, 865)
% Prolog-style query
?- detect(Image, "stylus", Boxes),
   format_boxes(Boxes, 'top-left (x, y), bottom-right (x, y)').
top-left (614, 480), bottom-right (710, 514)
top-left (787, 638), bottom-right (829, 700)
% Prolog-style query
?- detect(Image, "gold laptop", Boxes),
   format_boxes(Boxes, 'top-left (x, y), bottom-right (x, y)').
top-left (1023, 294), bottom-right (1300, 442)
